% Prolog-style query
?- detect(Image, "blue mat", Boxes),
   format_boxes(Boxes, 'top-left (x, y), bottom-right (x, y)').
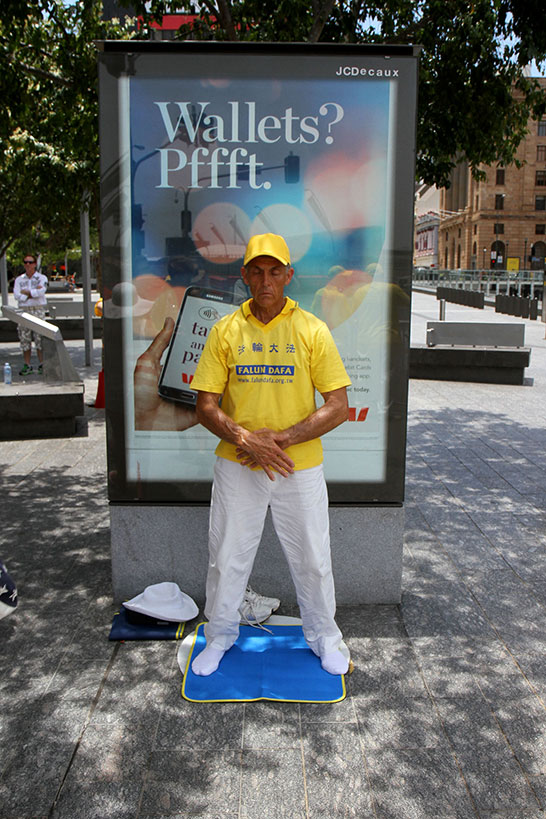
top-left (182, 623), bottom-right (346, 703)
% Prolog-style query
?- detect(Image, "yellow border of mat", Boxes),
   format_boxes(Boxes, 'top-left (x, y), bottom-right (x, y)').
top-left (181, 622), bottom-right (347, 704)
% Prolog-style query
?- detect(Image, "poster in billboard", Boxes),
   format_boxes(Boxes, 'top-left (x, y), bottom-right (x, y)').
top-left (99, 43), bottom-right (418, 504)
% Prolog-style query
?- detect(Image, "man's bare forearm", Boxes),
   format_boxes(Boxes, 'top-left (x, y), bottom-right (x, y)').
top-left (275, 387), bottom-right (349, 450)
top-left (195, 393), bottom-right (247, 448)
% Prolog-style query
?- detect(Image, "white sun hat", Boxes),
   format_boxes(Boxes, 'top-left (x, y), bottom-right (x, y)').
top-left (123, 582), bottom-right (198, 622)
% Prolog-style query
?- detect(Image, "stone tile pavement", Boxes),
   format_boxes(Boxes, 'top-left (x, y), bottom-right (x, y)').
top-left (0, 293), bottom-right (545, 817)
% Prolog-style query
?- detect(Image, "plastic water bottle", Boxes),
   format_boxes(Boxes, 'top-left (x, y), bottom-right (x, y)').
top-left (4, 362), bottom-right (12, 385)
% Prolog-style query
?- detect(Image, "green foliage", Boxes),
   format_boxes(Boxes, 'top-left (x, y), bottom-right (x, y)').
top-left (0, 0), bottom-right (147, 259)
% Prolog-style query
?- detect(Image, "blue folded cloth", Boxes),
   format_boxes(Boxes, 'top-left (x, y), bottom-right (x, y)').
top-left (182, 623), bottom-right (346, 703)
top-left (109, 605), bottom-right (185, 641)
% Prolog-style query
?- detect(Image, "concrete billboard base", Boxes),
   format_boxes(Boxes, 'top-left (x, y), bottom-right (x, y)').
top-left (110, 504), bottom-right (404, 607)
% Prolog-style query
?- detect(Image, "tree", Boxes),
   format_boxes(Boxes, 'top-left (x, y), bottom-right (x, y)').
top-left (0, 0), bottom-right (146, 261)
top-left (136, 0), bottom-right (546, 186)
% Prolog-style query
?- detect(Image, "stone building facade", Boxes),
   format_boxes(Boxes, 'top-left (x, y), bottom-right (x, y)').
top-left (438, 78), bottom-right (546, 271)
top-left (414, 183), bottom-right (441, 268)
top-left (414, 210), bottom-right (440, 268)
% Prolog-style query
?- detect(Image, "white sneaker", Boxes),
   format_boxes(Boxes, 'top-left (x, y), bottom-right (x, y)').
top-left (239, 585), bottom-right (280, 625)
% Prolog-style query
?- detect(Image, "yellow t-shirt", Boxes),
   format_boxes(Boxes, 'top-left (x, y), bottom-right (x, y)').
top-left (191, 297), bottom-right (351, 470)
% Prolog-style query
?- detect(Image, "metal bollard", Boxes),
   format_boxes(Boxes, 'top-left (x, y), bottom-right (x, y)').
top-left (439, 299), bottom-right (446, 321)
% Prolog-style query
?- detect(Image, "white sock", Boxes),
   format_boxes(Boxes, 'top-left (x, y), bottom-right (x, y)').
top-left (320, 650), bottom-right (349, 676)
top-left (191, 645), bottom-right (225, 676)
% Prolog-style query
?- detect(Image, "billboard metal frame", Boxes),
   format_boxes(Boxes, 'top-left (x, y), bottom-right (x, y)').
top-left (98, 40), bottom-right (419, 505)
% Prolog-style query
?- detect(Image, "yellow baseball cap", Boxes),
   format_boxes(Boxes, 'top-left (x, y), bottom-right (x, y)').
top-left (243, 233), bottom-right (291, 266)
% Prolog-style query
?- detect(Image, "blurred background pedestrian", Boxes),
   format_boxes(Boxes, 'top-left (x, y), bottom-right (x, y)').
top-left (13, 254), bottom-right (48, 375)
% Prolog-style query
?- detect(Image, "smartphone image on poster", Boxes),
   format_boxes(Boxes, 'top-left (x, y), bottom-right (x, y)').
top-left (158, 286), bottom-right (240, 405)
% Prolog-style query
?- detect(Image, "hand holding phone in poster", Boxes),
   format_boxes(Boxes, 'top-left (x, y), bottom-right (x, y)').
top-left (157, 286), bottom-right (240, 406)
top-left (134, 317), bottom-right (199, 431)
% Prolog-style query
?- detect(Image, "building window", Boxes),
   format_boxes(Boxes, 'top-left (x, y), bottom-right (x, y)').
top-left (532, 241), bottom-right (546, 260)
top-left (493, 223), bottom-right (504, 234)
top-left (496, 168), bottom-right (505, 185)
top-left (473, 224), bottom-right (477, 235)
top-left (495, 194), bottom-right (505, 209)
top-left (536, 196), bottom-right (546, 211)
top-left (536, 171), bottom-right (546, 186)
top-left (536, 224), bottom-right (546, 234)
top-left (537, 146), bottom-right (546, 162)
top-left (539, 121), bottom-right (546, 137)
top-left (475, 195), bottom-right (479, 208)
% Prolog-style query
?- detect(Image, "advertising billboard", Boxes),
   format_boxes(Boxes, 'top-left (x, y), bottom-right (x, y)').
top-left (98, 41), bottom-right (419, 504)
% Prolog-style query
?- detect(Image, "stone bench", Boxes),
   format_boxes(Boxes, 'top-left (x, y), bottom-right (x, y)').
top-left (0, 382), bottom-right (85, 439)
top-left (0, 307), bottom-right (86, 438)
top-left (411, 340), bottom-right (531, 386)
top-left (47, 299), bottom-right (99, 319)
top-left (413, 321), bottom-right (531, 384)
top-left (426, 321), bottom-right (525, 348)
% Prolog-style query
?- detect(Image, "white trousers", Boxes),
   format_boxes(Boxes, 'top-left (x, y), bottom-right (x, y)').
top-left (204, 457), bottom-right (343, 657)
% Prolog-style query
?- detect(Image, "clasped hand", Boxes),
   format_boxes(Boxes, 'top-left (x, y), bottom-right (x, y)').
top-left (235, 428), bottom-right (295, 481)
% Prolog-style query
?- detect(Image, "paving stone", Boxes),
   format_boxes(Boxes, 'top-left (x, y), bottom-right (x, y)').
top-left (436, 696), bottom-right (516, 759)
top-left (478, 812), bottom-right (545, 818)
top-left (242, 701), bottom-right (302, 749)
top-left (0, 733), bottom-right (79, 817)
top-left (354, 695), bottom-right (447, 749)
top-left (89, 645), bottom-right (178, 716)
top-left (403, 533), bottom-right (463, 583)
top-left (336, 604), bottom-right (406, 639)
top-left (139, 814), bottom-right (239, 818)
top-left (516, 653), bottom-right (546, 702)
top-left (301, 722), bottom-right (374, 817)
top-left (412, 637), bottom-right (535, 701)
top-left (364, 747), bottom-right (476, 818)
top-left (154, 700), bottom-right (245, 751)
top-left (491, 697), bottom-right (546, 775)
top-left (239, 749), bottom-right (306, 818)
top-left (298, 695), bottom-right (357, 724)
top-left (528, 774), bottom-right (546, 810)
top-left (459, 764), bottom-right (541, 813)
top-left (50, 780), bottom-right (142, 818)
top-left (66, 722), bottom-right (155, 784)
top-left (348, 639), bottom-right (429, 699)
top-left (464, 572), bottom-right (546, 653)
top-left (400, 583), bottom-right (495, 639)
top-left (435, 697), bottom-right (542, 811)
top-left (139, 813), bottom-right (240, 818)
top-left (140, 751), bottom-right (241, 815)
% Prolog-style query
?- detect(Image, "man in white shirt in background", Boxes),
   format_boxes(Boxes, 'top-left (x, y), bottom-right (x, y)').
top-left (13, 254), bottom-right (48, 375)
